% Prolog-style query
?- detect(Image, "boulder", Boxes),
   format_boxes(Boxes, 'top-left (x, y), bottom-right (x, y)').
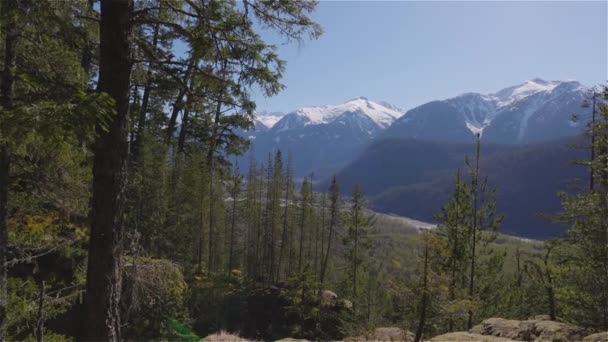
top-left (338, 299), bottom-right (354, 311)
top-left (344, 327), bottom-right (415, 341)
top-left (470, 317), bottom-right (589, 342)
top-left (203, 331), bottom-right (250, 341)
top-left (583, 332), bottom-right (608, 342)
top-left (320, 289), bottom-right (338, 307)
top-left (527, 315), bottom-right (566, 323)
top-left (471, 318), bottom-right (529, 340)
top-left (532, 319), bottom-right (588, 342)
top-left (430, 332), bottom-right (515, 341)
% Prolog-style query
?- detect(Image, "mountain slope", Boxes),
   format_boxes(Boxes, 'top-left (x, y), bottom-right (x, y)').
top-left (384, 79), bottom-right (588, 144)
top-left (329, 136), bottom-right (587, 239)
top-left (246, 97), bottom-right (404, 178)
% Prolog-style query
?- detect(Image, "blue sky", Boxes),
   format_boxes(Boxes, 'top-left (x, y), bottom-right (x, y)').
top-left (252, 1), bottom-right (607, 113)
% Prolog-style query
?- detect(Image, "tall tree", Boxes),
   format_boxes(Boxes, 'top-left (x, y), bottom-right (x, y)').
top-left (344, 183), bottom-right (375, 312)
top-left (434, 169), bottom-right (471, 331)
top-left (554, 86), bottom-right (608, 330)
top-left (0, 1), bottom-right (20, 338)
top-left (298, 177), bottom-right (311, 274)
top-left (320, 175), bottom-right (341, 284)
top-left (81, 0), bottom-right (134, 340)
top-left (465, 134), bottom-right (503, 329)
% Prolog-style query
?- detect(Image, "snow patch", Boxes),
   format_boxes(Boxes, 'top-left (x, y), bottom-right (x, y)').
top-left (291, 97), bottom-right (403, 128)
top-left (255, 111), bottom-right (284, 129)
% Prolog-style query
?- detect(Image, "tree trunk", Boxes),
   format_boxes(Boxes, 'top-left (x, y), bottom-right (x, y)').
top-left (353, 206), bottom-right (358, 312)
top-left (590, 92), bottom-right (596, 192)
top-left (467, 134), bottom-right (481, 330)
top-left (177, 108), bottom-right (189, 153)
top-left (36, 281), bottom-right (45, 342)
top-left (0, 0), bottom-right (19, 338)
top-left (81, 1), bottom-right (133, 340)
top-left (414, 242), bottom-right (429, 342)
top-left (277, 178), bottom-right (290, 281)
top-left (131, 20), bottom-right (160, 162)
top-left (228, 183), bottom-right (238, 272)
top-left (298, 186), bottom-right (306, 274)
top-left (320, 210), bottom-right (335, 284)
top-left (165, 62), bottom-right (193, 144)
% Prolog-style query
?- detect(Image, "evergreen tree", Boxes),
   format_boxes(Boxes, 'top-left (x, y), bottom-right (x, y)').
top-left (465, 134), bottom-right (504, 329)
top-left (343, 184), bottom-right (376, 312)
top-left (321, 175), bottom-right (341, 284)
top-left (434, 169), bottom-right (471, 331)
top-left (554, 86), bottom-right (608, 330)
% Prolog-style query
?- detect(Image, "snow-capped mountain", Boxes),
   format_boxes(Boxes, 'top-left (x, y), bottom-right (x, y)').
top-left (384, 79), bottom-right (589, 144)
top-left (254, 111), bottom-right (284, 131)
top-left (271, 96), bottom-right (401, 132)
top-left (245, 98), bottom-right (404, 178)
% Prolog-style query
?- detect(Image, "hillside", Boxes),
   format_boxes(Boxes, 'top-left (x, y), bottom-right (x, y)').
top-left (330, 136), bottom-right (588, 239)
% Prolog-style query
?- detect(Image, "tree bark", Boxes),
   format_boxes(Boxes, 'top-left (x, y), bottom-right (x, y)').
top-left (0, 0), bottom-right (19, 339)
top-left (177, 108), bottom-right (189, 153)
top-left (81, 1), bottom-right (133, 341)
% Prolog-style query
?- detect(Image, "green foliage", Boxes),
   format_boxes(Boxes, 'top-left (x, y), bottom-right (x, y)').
top-left (545, 87), bottom-right (608, 331)
top-left (121, 257), bottom-right (190, 340)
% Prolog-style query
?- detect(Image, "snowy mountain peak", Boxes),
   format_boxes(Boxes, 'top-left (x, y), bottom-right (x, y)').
top-left (492, 79), bottom-right (563, 107)
top-left (255, 111), bottom-right (284, 129)
top-left (446, 79), bottom-right (586, 135)
top-left (283, 97), bottom-right (403, 129)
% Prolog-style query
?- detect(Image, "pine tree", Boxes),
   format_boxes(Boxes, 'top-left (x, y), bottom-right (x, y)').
top-left (465, 134), bottom-right (503, 329)
top-left (321, 175), bottom-right (341, 284)
top-left (434, 169), bottom-right (471, 331)
top-left (344, 183), bottom-right (375, 312)
top-left (82, 1), bottom-right (134, 340)
top-left (228, 163), bottom-right (243, 273)
top-left (298, 177), bottom-right (311, 274)
top-left (0, 1), bottom-right (21, 336)
top-left (554, 86), bottom-right (608, 329)
top-left (277, 153), bottom-right (295, 281)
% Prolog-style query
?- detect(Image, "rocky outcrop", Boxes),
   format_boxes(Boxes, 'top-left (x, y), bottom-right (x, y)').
top-left (583, 332), bottom-right (608, 342)
top-left (320, 289), bottom-right (338, 307)
top-left (203, 331), bottom-right (250, 341)
top-left (470, 317), bottom-right (589, 342)
top-left (344, 327), bottom-right (415, 341)
top-left (430, 332), bottom-right (515, 341)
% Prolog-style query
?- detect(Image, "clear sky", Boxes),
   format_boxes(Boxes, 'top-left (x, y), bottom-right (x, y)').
top-left (252, 1), bottom-right (607, 113)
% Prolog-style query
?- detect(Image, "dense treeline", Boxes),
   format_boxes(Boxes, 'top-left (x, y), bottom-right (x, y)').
top-left (0, 0), bottom-right (606, 341)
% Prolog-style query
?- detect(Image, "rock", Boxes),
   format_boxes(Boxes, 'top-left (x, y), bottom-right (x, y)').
top-left (345, 327), bottom-right (415, 341)
top-left (470, 317), bottom-right (589, 342)
top-left (583, 332), bottom-right (608, 342)
top-left (203, 331), bottom-right (250, 341)
top-left (338, 299), bottom-right (354, 311)
top-left (320, 289), bottom-right (338, 307)
top-left (527, 315), bottom-right (564, 323)
top-left (532, 319), bottom-right (588, 342)
top-left (430, 332), bottom-right (515, 341)
top-left (470, 318), bottom-right (528, 340)
top-left (275, 338), bottom-right (311, 342)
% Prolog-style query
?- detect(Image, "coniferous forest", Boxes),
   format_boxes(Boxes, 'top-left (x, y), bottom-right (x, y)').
top-left (0, 1), bottom-right (606, 341)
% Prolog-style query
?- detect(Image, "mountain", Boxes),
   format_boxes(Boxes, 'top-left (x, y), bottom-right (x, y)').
top-left (328, 136), bottom-right (588, 239)
top-left (245, 97), bottom-right (404, 178)
top-left (384, 79), bottom-right (589, 144)
top-left (254, 111), bottom-right (285, 133)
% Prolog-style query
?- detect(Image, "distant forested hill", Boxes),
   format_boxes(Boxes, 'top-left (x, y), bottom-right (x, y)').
top-left (327, 136), bottom-right (587, 239)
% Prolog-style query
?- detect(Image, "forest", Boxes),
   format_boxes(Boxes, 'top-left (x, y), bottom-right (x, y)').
top-left (0, 0), bottom-right (607, 341)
